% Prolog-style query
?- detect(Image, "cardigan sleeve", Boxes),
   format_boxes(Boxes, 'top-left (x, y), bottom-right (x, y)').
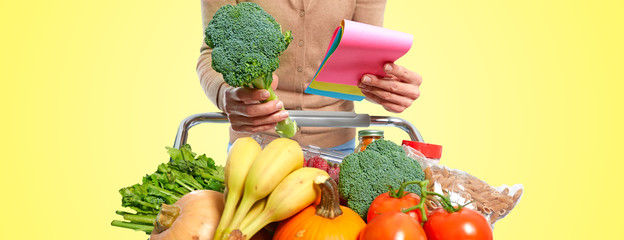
top-left (196, 0), bottom-right (236, 110)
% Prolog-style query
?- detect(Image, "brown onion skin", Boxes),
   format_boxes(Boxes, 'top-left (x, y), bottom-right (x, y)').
top-left (150, 190), bottom-right (225, 240)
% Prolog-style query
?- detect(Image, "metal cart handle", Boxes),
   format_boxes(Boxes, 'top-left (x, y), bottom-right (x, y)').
top-left (173, 111), bottom-right (423, 148)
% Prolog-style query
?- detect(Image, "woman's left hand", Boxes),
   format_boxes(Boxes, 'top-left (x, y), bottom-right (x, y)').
top-left (358, 63), bottom-right (422, 113)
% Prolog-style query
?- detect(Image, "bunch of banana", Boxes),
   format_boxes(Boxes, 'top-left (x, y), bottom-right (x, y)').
top-left (214, 137), bottom-right (328, 240)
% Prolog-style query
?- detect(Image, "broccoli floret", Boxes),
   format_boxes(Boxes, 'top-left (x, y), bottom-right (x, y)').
top-left (365, 137), bottom-right (406, 154)
top-left (204, 3), bottom-right (296, 138)
top-left (338, 139), bottom-right (425, 219)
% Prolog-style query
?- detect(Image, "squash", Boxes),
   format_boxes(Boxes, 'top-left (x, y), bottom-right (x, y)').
top-left (273, 176), bottom-right (366, 240)
top-left (150, 190), bottom-right (224, 240)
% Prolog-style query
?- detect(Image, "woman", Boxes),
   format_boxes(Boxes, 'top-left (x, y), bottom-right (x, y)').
top-left (197, 0), bottom-right (422, 154)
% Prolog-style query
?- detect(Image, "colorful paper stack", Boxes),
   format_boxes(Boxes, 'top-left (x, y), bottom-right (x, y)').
top-left (305, 19), bottom-right (414, 101)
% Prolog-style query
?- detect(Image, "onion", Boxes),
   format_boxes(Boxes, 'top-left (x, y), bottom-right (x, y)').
top-left (150, 190), bottom-right (224, 240)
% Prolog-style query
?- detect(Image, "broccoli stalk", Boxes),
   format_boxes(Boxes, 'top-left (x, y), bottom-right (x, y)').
top-left (251, 73), bottom-right (297, 137)
top-left (204, 2), bottom-right (297, 138)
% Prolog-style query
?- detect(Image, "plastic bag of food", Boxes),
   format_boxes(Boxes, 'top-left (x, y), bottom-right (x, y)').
top-left (403, 144), bottom-right (523, 226)
top-left (251, 133), bottom-right (346, 164)
top-left (252, 133), bottom-right (346, 184)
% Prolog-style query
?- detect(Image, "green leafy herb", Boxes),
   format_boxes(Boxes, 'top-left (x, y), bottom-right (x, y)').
top-left (111, 144), bottom-right (225, 234)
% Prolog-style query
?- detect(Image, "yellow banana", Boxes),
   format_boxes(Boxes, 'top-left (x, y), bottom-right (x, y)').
top-left (240, 167), bottom-right (329, 238)
top-left (240, 198), bottom-right (266, 228)
top-left (214, 137), bottom-right (261, 240)
top-left (223, 138), bottom-right (304, 238)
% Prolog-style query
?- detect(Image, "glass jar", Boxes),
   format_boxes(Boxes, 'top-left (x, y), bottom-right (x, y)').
top-left (355, 129), bottom-right (384, 153)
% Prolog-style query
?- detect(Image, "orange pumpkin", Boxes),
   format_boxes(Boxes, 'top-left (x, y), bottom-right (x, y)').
top-left (273, 176), bottom-right (365, 240)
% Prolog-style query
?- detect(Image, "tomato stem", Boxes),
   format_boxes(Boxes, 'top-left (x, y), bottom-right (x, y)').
top-left (426, 191), bottom-right (459, 213)
top-left (398, 181), bottom-right (429, 225)
top-left (394, 180), bottom-right (463, 225)
top-left (388, 180), bottom-right (414, 198)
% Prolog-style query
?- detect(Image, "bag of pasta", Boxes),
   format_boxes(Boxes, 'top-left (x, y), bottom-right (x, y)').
top-left (403, 144), bottom-right (523, 226)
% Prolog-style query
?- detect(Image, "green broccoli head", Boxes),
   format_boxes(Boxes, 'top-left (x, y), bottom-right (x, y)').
top-left (204, 2), bottom-right (292, 88)
top-left (365, 138), bottom-right (406, 156)
top-left (338, 139), bottom-right (425, 219)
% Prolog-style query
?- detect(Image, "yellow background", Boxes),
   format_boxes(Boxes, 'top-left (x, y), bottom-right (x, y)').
top-left (1, 0), bottom-right (623, 239)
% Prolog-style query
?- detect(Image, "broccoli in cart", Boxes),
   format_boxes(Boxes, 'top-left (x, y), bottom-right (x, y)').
top-left (204, 2), bottom-right (297, 138)
top-left (338, 139), bottom-right (426, 219)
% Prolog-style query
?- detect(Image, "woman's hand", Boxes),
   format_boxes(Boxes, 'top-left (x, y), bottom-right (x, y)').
top-left (358, 63), bottom-right (422, 113)
top-left (222, 74), bottom-right (289, 133)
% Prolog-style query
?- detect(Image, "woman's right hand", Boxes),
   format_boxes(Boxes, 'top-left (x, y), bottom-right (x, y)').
top-left (221, 75), bottom-right (289, 133)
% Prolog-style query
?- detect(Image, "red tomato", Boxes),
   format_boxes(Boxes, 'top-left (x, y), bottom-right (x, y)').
top-left (359, 212), bottom-right (427, 240)
top-left (424, 208), bottom-right (493, 240)
top-left (367, 191), bottom-right (426, 223)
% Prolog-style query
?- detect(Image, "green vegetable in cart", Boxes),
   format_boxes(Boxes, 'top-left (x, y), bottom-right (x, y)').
top-left (111, 144), bottom-right (225, 234)
top-left (338, 139), bottom-right (425, 219)
top-left (204, 2), bottom-right (297, 138)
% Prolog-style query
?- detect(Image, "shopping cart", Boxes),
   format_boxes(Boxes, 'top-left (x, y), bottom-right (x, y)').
top-left (172, 111), bottom-right (424, 149)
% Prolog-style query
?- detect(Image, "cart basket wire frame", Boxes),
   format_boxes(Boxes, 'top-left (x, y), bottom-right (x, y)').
top-left (173, 111), bottom-right (424, 149)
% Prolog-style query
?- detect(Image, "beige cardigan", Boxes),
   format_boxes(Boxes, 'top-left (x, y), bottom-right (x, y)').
top-left (197, 0), bottom-right (386, 148)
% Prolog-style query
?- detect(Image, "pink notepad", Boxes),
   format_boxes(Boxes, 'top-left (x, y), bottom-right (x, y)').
top-left (305, 20), bottom-right (414, 101)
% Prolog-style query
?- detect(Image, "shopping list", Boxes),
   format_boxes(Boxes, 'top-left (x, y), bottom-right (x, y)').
top-left (304, 19), bottom-right (414, 101)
